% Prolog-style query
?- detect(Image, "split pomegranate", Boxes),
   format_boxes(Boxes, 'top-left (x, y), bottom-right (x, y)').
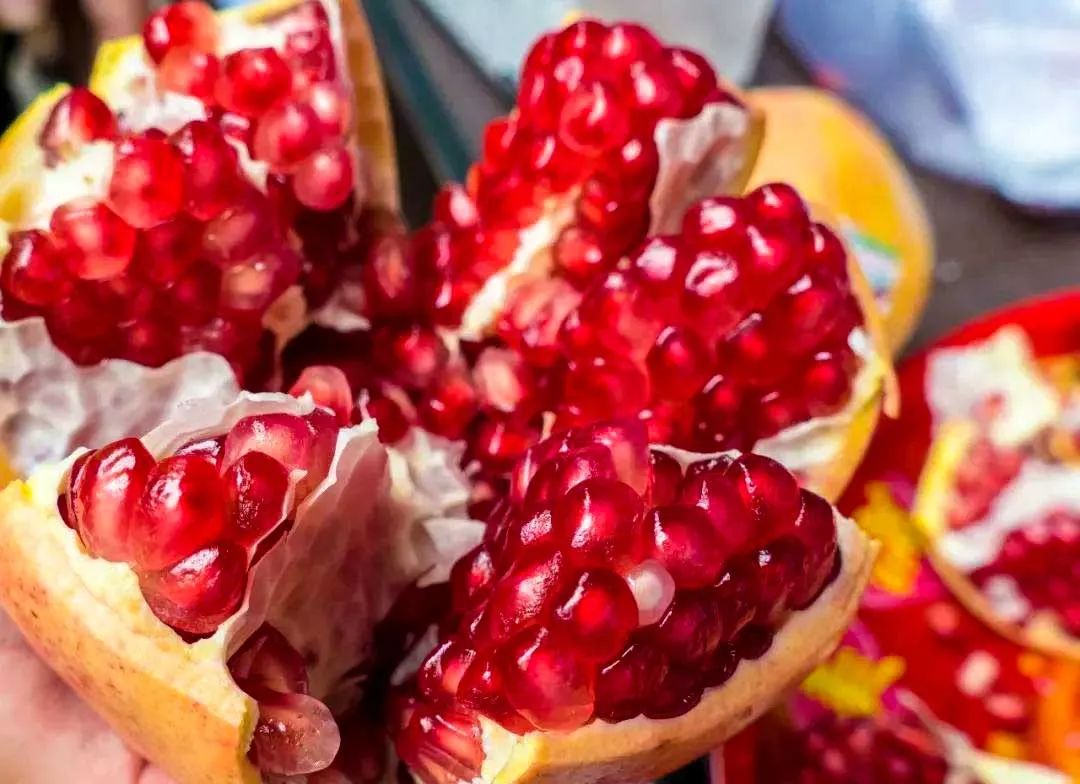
top-left (388, 418), bottom-right (841, 781)
top-left (65, 404), bottom-right (336, 635)
top-left (1, 0), bottom-right (378, 381)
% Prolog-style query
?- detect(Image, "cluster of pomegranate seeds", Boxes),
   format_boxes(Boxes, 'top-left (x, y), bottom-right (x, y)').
top-left (946, 436), bottom-right (1024, 529)
top-left (757, 710), bottom-right (950, 784)
top-left (228, 624), bottom-right (342, 777)
top-left (390, 419), bottom-right (840, 781)
top-left (971, 509), bottom-right (1080, 636)
top-left (351, 183), bottom-right (863, 492)
top-left (63, 406), bottom-right (338, 636)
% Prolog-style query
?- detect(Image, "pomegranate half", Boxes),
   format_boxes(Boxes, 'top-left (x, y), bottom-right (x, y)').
top-left (914, 328), bottom-right (1080, 661)
top-left (0, 0), bottom-right (395, 478)
top-left (0, 392), bottom-right (876, 784)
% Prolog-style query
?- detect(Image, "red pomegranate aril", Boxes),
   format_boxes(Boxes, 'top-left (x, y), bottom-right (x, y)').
top-left (601, 22), bottom-right (662, 69)
top-left (131, 454), bottom-right (229, 571)
top-left (300, 80), bottom-right (352, 139)
top-left (799, 350), bottom-right (855, 416)
top-left (293, 144), bottom-right (356, 211)
top-left (456, 650), bottom-right (533, 735)
top-left (221, 411), bottom-right (316, 476)
top-left (681, 249), bottom-right (750, 337)
top-left (498, 626), bottom-right (595, 731)
top-left (475, 548), bottom-right (564, 644)
top-left (224, 451), bottom-right (290, 548)
top-left (120, 319), bottom-right (178, 367)
top-left (747, 182), bottom-right (808, 230)
top-left (433, 183), bottom-right (479, 231)
top-left (553, 477), bottom-right (647, 572)
top-left (682, 196), bottom-right (748, 249)
top-left (220, 249), bottom-right (298, 311)
top-left (175, 435), bottom-right (224, 464)
top-left (132, 213), bottom-right (202, 285)
top-left (649, 450), bottom-right (683, 506)
top-left (735, 625), bottom-right (774, 660)
top-left (418, 640), bottom-right (477, 705)
top-left (744, 541), bottom-right (803, 623)
top-left (170, 262), bottom-right (221, 325)
top-left (647, 326), bottom-right (713, 402)
top-left (679, 470), bottom-right (756, 554)
top-left (249, 688), bottom-right (342, 776)
top-left (203, 191), bottom-right (279, 264)
top-left (172, 119), bottom-right (242, 221)
top-left (769, 271), bottom-right (846, 354)
top-left (69, 438), bottom-right (154, 562)
top-left (450, 544), bottom-right (497, 612)
top-left (743, 225), bottom-right (802, 304)
top-left (666, 47), bottom-right (717, 117)
top-left (594, 637), bottom-right (669, 722)
top-left (643, 666), bottom-right (703, 720)
top-left (38, 87), bottom-right (116, 164)
top-left (397, 704), bottom-right (482, 783)
top-left (51, 199), bottom-right (136, 280)
top-left (108, 133), bottom-right (185, 229)
top-left (229, 624), bottom-right (309, 695)
top-left (253, 100), bottom-right (325, 171)
top-left (724, 454), bottom-right (802, 544)
top-left (417, 373), bottom-right (477, 440)
top-left (216, 48), bottom-right (292, 117)
top-left (140, 541), bottom-right (247, 636)
top-left (1, 230), bottom-right (72, 306)
top-left (523, 444), bottom-right (617, 511)
top-left (142, 0), bottom-right (217, 64)
top-left (158, 47), bottom-right (219, 102)
top-left (551, 569), bottom-right (638, 662)
top-left (47, 284), bottom-right (118, 344)
top-left (561, 353), bottom-right (651, 423)
top-left (289, 365), bottom-right (354, 425)
top-left (649, 504), bottom-right (729, 589)
top-left (804, 222), bottom-right (848, 278)
top-left (754, 390), bottom-right (810, 438)
top-left (626, 58), bottom-right (683, 127)
top-left (693, 374), bottom-right (745, 448)
top-left (558, 80), bottom-right (630, 157)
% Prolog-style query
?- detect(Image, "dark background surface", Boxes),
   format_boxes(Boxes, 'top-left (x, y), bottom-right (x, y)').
top-left (371, 0), bottom-right (1080, 360)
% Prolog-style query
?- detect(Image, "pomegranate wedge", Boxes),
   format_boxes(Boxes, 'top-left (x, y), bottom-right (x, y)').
top-left (914, 328), bottom-right (1080, 660)
top-left (0, 0), bottom-right (395, 478)
top-left (0, 389), bottom-right (479, 783)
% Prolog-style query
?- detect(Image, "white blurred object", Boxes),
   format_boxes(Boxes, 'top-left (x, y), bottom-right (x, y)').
top-left (419, 0), bottom-right (775, 85)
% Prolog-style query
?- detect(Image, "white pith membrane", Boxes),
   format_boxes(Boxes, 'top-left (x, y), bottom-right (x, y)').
top-left (922, 327), bottom-right (1079, 644)
top-left (0, 0), bottom-right (386, 479)
top-left (19, 391), bottom-right (482, 779)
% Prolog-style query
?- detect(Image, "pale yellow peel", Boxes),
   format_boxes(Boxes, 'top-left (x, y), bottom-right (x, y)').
top-left (480, 517), bottom-right (877, 783)
top-left (914, 421), bottom-right (1080, 662)
top-left (748, 87), bottom-right (933, 354)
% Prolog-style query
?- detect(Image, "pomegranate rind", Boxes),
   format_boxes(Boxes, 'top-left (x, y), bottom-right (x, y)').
top-left (475, 517), bottom-right (876, 784)
top-left (746, 87), bottom-right (933, 354)
top-left (88, 0), bottom-right (398, 209)
top-left (914, 419), bottom-right (1080, 662)
top-left (0, 85), bottom-right (68, 230)
top-left (0, 392), bottom-right (479, 783)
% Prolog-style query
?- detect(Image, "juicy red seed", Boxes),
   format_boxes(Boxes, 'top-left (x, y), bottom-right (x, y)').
top-left (289, 365), bottom-right (354, 425)
top-left (649, 504), bottom-right (728, 589)
top-left (170, 262), bottom-right (221, 325)
top-left (38, 88), bottom-right (116, 164)
top-left (253, 100), bottom-right (325, 170)
top-left (497, 626), bottom-right (595, 731)
top-left (450, 544), bottom-right (497, 612)
top-left (140, 541), bottom-right (247, 636)
top-left (626, 58), bottom-right (684, 125)
top-left (682, 196), bottom-right (748, 249)
top-left (202, 191), bottom-right (279, 264)
top-left (418, 640), bottom-right (477, 705)
top-left (229, 623), bottom-right (309, 695)
top-left (158, 47), bottom-right (220, 101)
top-left (725, 454), bottom-right (803, 543)
top-left (679, 470), bottom-right (755, 554)
top-left (651, 591), bottom-right (725, 663)
top-left (108, 134), bottom-right (185, 229)
top-left (743, 225), bottom-right (803, 303)
top-left (747, 182), bottom-right (809, 230)
top-left (594, 638), bottom-right (669, 722)
top-left (172, 119), bottom-right (242, 221)
top-left (396, 704), bottom-right (481, 782)
top-left (120, 319), bottom-right (178, 367)
top-left (644, 666), bottom-right (704, 720)
top-left (735, 625), bottom-right (774, 660)
top-left (647, 326), bottom-right (713, 402)
top-left (249, 689), bottom-right (342, 776)
top-left (666, 47), bottom-right (717, 117)
top-left (551, 569), bottom-right (638, 662)
top-left (648, 450), bottom-right (683, 506)
top-left (554, 225), bottom-right (608, 285)
top-left (224, 451), bottom-right (290, 548)
top-left (433, 183), bottom-right (479, 230)
top-left (131, 454), bottom-right (229, 571)
top-left (417, 373), bottom-right (477, 440)
top-left (601, 22), bottom-right (662, 68)
top-left (299, 81), bottom-right (352, 139)
top-left (132, 213), bottom-right (202, 285)
top-left (558, 80), bottom-right (630, 157)
top-left (175, 435), bottom-right (224, 464)
top-left (681, 248), bottom-right (750, 336)
top-left (1, 230), bottom-right (71, 306)
top-left (769, 271), bottom-right (846, 351)
top-left (51, 199), bottom-right (136, 280)
top-left (553, 477), bottom-right (647, 572)
top-left (804, 222), bottom-right (848, 277)
top-left (523, 444), bottom-right (617, 510)
top-left (69, 438), bottom-right (154, 562)
top-left (142, 0), bottom-right (217, 63)
top-left (800, 351), bottom-right (855, 416)
top-left (216, 48), bottom-right (292, 117)
top-left (457, 650), bottom-right (533, 735)
top-left (293, 144), bottom-right (356, 212)
top-left (500, 508), bottom-right (556, 565)
top-left (474, 548), bottom-right (564, 644)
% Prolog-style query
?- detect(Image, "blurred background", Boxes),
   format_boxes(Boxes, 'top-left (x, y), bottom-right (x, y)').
top-left (3, 0), bottom-right (1076, 356)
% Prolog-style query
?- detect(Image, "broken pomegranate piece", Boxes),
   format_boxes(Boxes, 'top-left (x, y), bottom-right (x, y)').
top-left (390, 418), bottom-right (844, 781)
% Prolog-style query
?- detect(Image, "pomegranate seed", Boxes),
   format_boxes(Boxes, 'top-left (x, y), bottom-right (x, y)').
top-left (216, 48), bottom-right (292, 117)
top-left (450, 544), bottom-right (497, 612)
top-left (644, 666), bottom-right (704, 719)
top-left (594, 638), bottom-right (668, 722)
top-left (475, 548), bottom-right (564, 644)
top-left (220, 249), bottom-right (299, 311)
top-left (647, 326), bottom-right (713, 402)
top-left (38, 88), bottom-right (116, 164)
top-left (682, 196), bottom-right (748, 249)
top-left (725, 454), bottom-right (802, 543)
top-left (626, 59), bottom-right (683, 127)
top-left (681, 248), bottom-right (750, 336)
top-left (433, 184), bottom-right (479, 230)
top-left (142, 1), bottom-right (217, 63)
top-left (293, 144), bottom-right (355, 211)
top-left (623, 559), bottom-right (676, 625)
top-left (132, 213), bottom-right (202, 285)
top-left (170, 262), bottom-right (221, 325)
top-left (558, 80), bottom-right (630, 157)
top-left (418, 639), bottom-right (477, 705)
top-left (554, 19), bottom-right (607, 57)
top-left (120, 319), bottom-right (178, 367)
top-left (216, 111), bottom-right (254, 152)
top-left (223, 452), bottom-right (290, 548)
top-left (202, 191), bottom-right (279, 264)
top-left (651, 591), bottom-right (725, 663)
top-left (648, 450), bottom-right (683, 506)
top-left (679, 470), bottom-right (755, 554)
top-left (220, 412), bottom-right (316, 475)
top-left (172, 119), bottom-right (242, 221)
top-left (498, 626), bottom-right (595, 731)
top-left (50, 199), bottom-right (136, 280)
top-left (299, 81), bottom-right (352, 139)
top-left (1, 230), bottom-right (72, 306)
top-left (417, 373), bottom-right (477, 440)
top-left (804, 222), bottom-right (848, 278)
top-left (553, 478), bottom-right (647, 572)
top-left (131, 454), bottom-right (229, 571)
top-left (554, 225), bottom-right (608, 285)
top-left (600, 23), bottom-right (662, 69)
top-left (249, 688), bottom-right (341, 776)
top-left (551, 570), bottom-right (638, 662)
top-left (229, 624), bottom-right (309, 695)
top-left (140, 541), bottom-right (247, 635)
top-left (158, 47), bottom-right (219, 102)
top-left (69, 439), bottom-right (154, 562)
top-left (253, 100), bottom-right (325, 171)
top-left (649, 504), bottom-right (728, 589)
top-left (175, 435), bottom-right (223, 465)
top-left (747, 183), bottom-right (809, 230)
top-left (289, 366), bottom-right (354, 424)
top-left (108, 133), bottom-right (185, 228)
top-left (666, 47), bottom-right (717, 117)
top-left (799, 350), bottom-right (855, 416)
top-left (743, 225), bottom-right (804, 305)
